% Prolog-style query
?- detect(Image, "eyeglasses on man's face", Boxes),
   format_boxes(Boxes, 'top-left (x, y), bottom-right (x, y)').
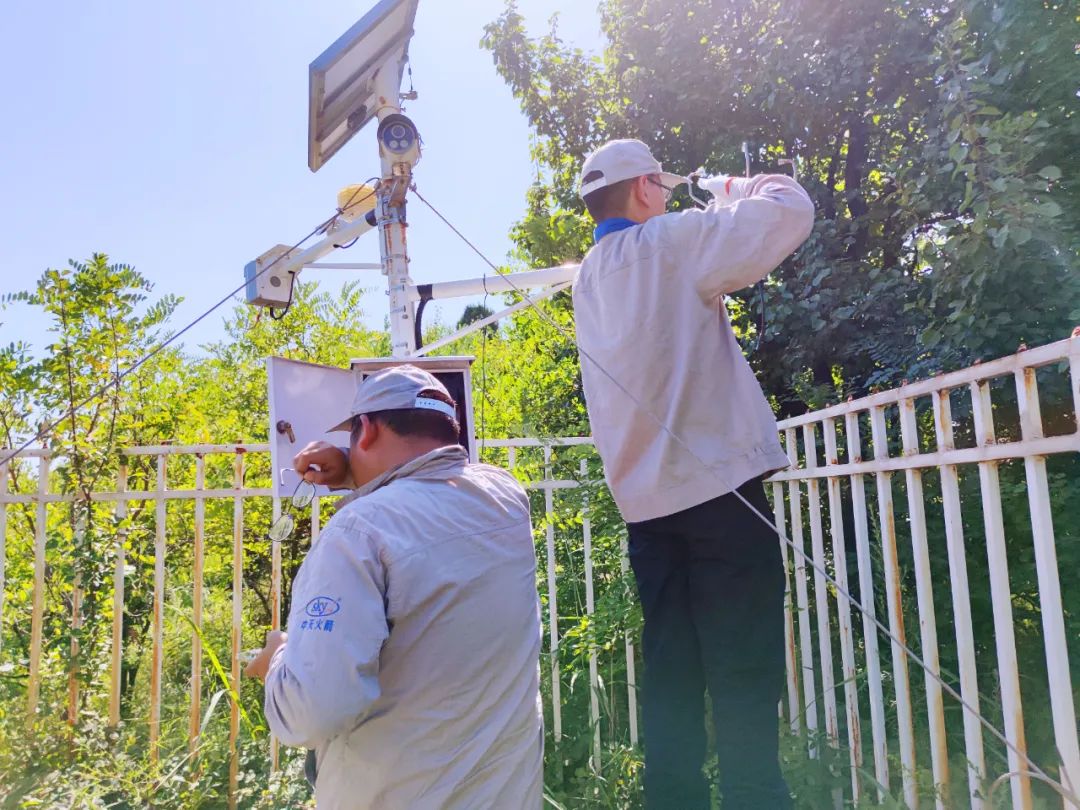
top-left (647, 177), bottom-right (674, 202)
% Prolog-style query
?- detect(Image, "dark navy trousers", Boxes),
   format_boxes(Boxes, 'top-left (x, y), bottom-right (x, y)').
top-left (627, 478), bottom-right (792, 810)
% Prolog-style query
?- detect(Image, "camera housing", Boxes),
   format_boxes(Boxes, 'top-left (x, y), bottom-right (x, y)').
top-left (376, 113), bottom-right (421, 165)
top-left (244, 244), bottom-right (295, 307)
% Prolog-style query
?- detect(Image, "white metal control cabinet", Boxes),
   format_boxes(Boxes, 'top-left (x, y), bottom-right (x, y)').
top-left (267, 355), bottom-right (476, 498)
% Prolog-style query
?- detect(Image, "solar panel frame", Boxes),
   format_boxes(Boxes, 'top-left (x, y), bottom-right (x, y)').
top-left (307, 0), bottom-right (420, 172)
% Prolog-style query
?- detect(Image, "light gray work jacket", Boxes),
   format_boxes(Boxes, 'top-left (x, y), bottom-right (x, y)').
top-left (263, 446), bottom-right (543, 809)
top-left (573, 174), bottom-right (814, 522)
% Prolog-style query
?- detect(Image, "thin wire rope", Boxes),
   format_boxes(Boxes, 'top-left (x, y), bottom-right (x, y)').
top-left (990, 770), bottom-right (1078, 806)
top-left (0, 181), bottom-right (381, 469)
top-left (411, 185), bottom-right (1079, 806)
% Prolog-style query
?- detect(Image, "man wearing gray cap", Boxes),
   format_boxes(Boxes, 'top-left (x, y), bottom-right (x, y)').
top-left (244, 365), bottom-right (543, 809)
top-left (573, 139), bottom-right (814, 809)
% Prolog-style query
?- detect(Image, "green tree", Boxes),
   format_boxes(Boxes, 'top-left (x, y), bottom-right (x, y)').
top-left (481, 2), bottom-right (1080, 804)
top-left (482, 0), bottom-right (1080, 411)
top-left (2, 256), bottom-right (185, 716)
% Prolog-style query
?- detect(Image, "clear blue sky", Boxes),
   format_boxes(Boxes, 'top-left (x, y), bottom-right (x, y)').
top-left (0, 1), bottom-right (602, 355)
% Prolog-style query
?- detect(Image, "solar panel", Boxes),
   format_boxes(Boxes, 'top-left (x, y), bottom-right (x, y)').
top-left (308, 0), bottom-right (420, 172)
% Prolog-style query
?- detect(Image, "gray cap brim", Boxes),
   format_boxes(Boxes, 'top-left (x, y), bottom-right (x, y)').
top-left (327, 417), bottom-right (353, 433)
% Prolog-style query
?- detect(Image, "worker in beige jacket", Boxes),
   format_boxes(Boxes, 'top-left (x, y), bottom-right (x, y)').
top-left (573, 139), bottom-right (814, 809)
top-left (245, 365), bottom-right (543, 809)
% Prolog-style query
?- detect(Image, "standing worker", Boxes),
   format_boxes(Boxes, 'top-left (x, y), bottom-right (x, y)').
top-left (572, 139), bottom-right (814, 809)
top-left (244, 365), bottom-right (543, 809)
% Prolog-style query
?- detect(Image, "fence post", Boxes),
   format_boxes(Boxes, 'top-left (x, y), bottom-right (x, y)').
top-left (844, 412), bottom-right (890, 798)
top-left (0, 458), bottom-right (8, 654)
top-left (898, 397), bottom-right (949, 808)
top-left (822, 417), bottom-right (862, 802)
top-left (580, 459), bottom-right (601, 772)
top-left (771, 481), bottom-right (801, 735)
top-left (67, 501), bottom-right (89, 727)
top-left (190, 455), bottom-right (206, 752)
top-left (27, 455), bottom-right (50, 727)
top-left (785, 428), bottom-right (819, 755)
top-left (150, 454), bottom-right (166, 763)
top-left (544, 447), bottom-right (561, 744)
top-left (621, 534), bottom-right (638, 747)
top-left (869, 406), bottom-right (917, 808)
top-left (801, 425), bottom-right (840, 755)
top-left (1015, 367), bottom-right (1080, 799)
top-left (270, 487), bottom-right (282, 772)
top-left (229, 451), bottom-right (244, 810)
top-left (109, 463), bottom-right (128, 727)
top-left (932, 389), bottom-right (986, 807)
top-left (970, 380), bottom-right (1032, 809)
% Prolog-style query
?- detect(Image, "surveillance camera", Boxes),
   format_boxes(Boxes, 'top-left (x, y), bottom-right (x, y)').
top-left (377, 113), bottom-right (421, 165)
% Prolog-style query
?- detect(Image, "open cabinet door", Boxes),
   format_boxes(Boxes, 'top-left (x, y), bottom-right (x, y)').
top-left (267, 355), bottom-right (477, 499)
top-left (267, 357), bottom-right (356, 499)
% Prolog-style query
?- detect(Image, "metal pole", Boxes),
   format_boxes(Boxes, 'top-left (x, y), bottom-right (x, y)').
top-left (373, 68), bottom-right (416, 357)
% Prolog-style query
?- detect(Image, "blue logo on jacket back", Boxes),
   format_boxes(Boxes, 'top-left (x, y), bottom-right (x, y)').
top-left (305, 596), bottom-right (341, 618)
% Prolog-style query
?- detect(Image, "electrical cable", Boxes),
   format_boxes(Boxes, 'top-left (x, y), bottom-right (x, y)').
top-left (0, 182), bottom-right (382, 468)
top-left (414, 284), bottom-right (433, 350)
top-left (410, 185), bottom-right (1079, 807)
top-left (268, 271), bottom-right (297, 320)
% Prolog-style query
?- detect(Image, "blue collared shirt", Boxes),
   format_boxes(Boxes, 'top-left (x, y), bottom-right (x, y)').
top-left (593, 217), bottom-right (638, 242)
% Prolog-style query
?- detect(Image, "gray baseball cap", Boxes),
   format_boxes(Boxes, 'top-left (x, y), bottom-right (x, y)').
top-left (328, 364), bottom-right (457, 432)
top-left (579, 139), bottom-right (685, 199)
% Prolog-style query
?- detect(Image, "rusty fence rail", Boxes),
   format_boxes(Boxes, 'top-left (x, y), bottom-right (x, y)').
top-left (769, 334), bottom-right (1080, 809)
top-left (1, 335), bottom-right (1078, 808)
top-left (0, 437), bottom-right (627, 803)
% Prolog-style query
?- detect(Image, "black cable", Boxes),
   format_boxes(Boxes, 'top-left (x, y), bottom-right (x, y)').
top-left (332, 237), bottom-right (359, 250)
top-left (268, 272), bottom-right (298, 320)
top-left (414, 284), bottom-right (433, 350)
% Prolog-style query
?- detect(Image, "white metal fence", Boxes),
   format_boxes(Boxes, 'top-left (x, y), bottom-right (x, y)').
top-left (1, 334), bottom-right (1078, 807)
top-left (769, 334), bottom-right (1080, 808)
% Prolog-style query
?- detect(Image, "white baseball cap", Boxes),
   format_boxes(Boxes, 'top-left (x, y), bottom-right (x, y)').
top-left (328, 364), bottom-right (457, 433)
top-left (579, 139), bottom-right (685, 199)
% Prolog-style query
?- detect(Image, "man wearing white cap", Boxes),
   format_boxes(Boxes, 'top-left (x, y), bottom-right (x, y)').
top-left (244, 365), bottom-right (543, 809)
top-left (573, 139), bottom-right (814, 808)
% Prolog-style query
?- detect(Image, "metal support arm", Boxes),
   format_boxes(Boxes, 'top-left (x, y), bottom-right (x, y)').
top-left (407, 264), bottom-right (579, 303)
